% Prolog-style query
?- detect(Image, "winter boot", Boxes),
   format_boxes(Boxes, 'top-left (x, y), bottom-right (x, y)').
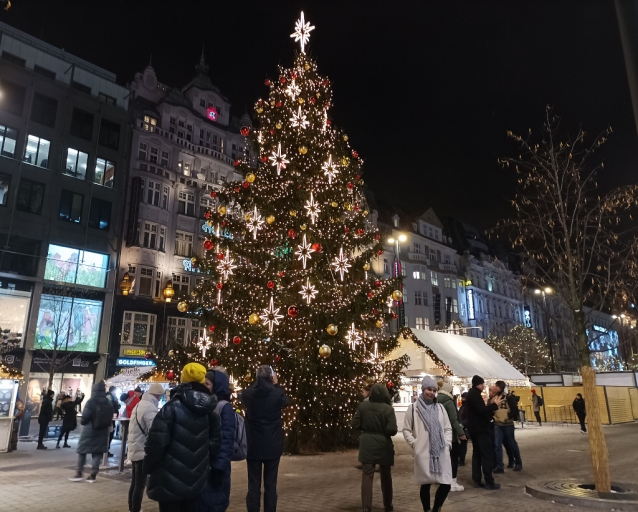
top-left (56, 442), bottom-right (60, 449)
top-left (85, 473), bottom-right (97, 483)
top-left (36, 444), bottom-right (47, 450)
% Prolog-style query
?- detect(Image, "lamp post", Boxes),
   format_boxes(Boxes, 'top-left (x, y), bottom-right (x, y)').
top-left (387, 233), bottom-right (407, 330)
top-left (535, 287), bottom-right (557, 372)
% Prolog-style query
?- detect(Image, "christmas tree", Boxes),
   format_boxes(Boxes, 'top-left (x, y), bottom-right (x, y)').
top-left (486, 324), bottom-right (552, 375)
top-left (153, 12), bottom-right (408, 453)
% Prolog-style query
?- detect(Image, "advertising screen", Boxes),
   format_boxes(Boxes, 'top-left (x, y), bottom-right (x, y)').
top-left (44, 244), bottom-right (108, 288)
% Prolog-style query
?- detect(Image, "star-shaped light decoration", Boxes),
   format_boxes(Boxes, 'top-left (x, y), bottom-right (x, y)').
top-left (299, 278), bottom-right (318, 305)
top-left (260, 296), bottom-right (284, 333)
top-left (217, 249), bottom-right (237, 281)
top-left (304, 191), bottom-right (321, 224)
top-left (290, 11), bottom-right (315, 54)
top-left (322, 154), bottom-right (338, 184)
top-left (322, 108), bottom-right (329, 133)
top-left (269, 143), bottom-right (289, 175)
top-left (195, 336), bottom-right (213, 359)
top-left (290, 106), bottom-right (309, 130)
top-left (246, 206), bottom-right (265, 240)
top-left (294, 234), bottom-right (315, 269)
top-left (286, 79), bottom-right (301, 101)
top-left (345, 322), bottom-right (362, 350)
top-left (331, 247), bottom-right (351, 281)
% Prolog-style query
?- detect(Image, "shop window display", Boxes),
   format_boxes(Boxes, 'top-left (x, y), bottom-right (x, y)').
top-left (24, 373), bottom-right (92, 421)
top-left (35, 294), bottom-right (102, 352)
top-left (44, 243), bottom-right (108, 288)
top-left (0, 288), bottom-right (30, 350)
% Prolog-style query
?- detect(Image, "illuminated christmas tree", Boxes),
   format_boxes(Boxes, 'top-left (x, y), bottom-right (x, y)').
top-left (154, 12), bottom-right (408, 452)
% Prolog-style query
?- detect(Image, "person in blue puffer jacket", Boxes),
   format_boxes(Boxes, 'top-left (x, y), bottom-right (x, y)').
top-left (199, 369), bottom-right (236, 512)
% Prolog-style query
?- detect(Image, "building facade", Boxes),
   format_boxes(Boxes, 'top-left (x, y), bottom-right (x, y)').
top-left (0, 22), bottom-right (130, 423)
top-left (108, 54), bottom-right (245, 374)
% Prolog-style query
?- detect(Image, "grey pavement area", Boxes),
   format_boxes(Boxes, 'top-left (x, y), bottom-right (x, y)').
top-left (1, 421), bottom-right (636, 512)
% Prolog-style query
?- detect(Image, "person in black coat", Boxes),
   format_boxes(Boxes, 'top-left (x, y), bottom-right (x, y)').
top-left (465, 376), bottom-right (502, 490)
top-left (144, 363), bottom-right (222, 512)
top-left (241, 365), bottom-right (290, 512)
top-left (56, 393), bottom-right (84, 448)
top-left (572, 393), bottom-right (587, 433)
top-left (37, 389), bottom-right (55, 449)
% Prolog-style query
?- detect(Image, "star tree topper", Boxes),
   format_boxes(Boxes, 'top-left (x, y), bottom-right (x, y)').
top-left (299, 278), bottom-right (318, 305)
top-left (260, 296), bottom-right (284, 333)
top-left (290, 11), bottom-right (315, 54)
top-left (269, 142), bottom-right (289, 175)
top-left (331, 247), bottom-right (351, 281)
top-left (246, 206), bottom-right (265, 239)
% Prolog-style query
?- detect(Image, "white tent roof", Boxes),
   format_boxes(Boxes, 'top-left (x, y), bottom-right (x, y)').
top-left (408, 329), bottom-right (527, 381)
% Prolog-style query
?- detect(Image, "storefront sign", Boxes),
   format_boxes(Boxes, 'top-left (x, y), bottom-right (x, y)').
top-left (116, 358), bottom-right (156, 367)
top-left (201, 223), bottom-right (233, 239)
top-left (182, 259), bottom-right (202, 273)
top-left (30, 351), bottom-right (101, 374)
top-left (523, 305), bottom-right (532, 328)
top-left (122, 348), bottom-right (147, 356)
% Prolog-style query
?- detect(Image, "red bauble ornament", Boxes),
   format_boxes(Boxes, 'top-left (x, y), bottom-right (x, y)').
top-left (310, 97), bottom-right (316, 104)
top-left (204, 240), bottom-right (214, 251)
top-left (242, 181), bottom-right (250, 189)
top-left (344, 227), bottom-right (349, 234)
top-left (311, 243), bottom-right (322, 252)
top-left (375, 280), bottom-right (382, 287)
top-left (357, 228), bottom-right (364, 236)
top-left (392, 313), bottom-right (398, 319)
top-left (288, 229), bottom-right (296, 239)
top-left (377, 249), bottom-right (384, 255)
top-left (355, 174), bottom-right (361, 180)
top-left (291, 72), bottom-right (297, 79)
top-left (216, 282), bottom-right (223, 290)
top-left (280, 76), bottom-right (287, 84)
top-left (145, 352), bottom-right (151, 360)
top-left (264, 79), bottom-right (271, 86)
top-left (234, 160), bottom-right (241, 167)
top-left (347, 182), bottom-right (354, 189)
top-left (287, 305), bottom-right (299, 318)
top-left (267, 281), bottom-right (275, 289)
top-left (275, 354), bottom-right (282, 362)
top-left (276, 100), bottom-right (282, 107)
top-left (210, 359), bottom-right (219, 367)
top-left (166, 370), bottom-right (175, 380)
top-left (278, 271), bottom-right (285, 277)
top-left (210, 191), bottom-right (217, 198)
top-left (326, 119), bottom-right (332, 125)
top-left (323, 79), bottom-right (329, 86)
top-left (217, 253), bottom-right (225, 261)
top-left (234, 187), bottom-right (241, 193)
top-left (204, 211), bottom-right (211, 219)
top-left (352, 151), bottom-right (359, 159)
top-left (209, 325), bottom-right (216, 332)
top-left (368, 292), bottom-right (374, 299)
top-left (375, 234), bottom-right (380, 241)
top-left (269, 129), bottom-right (275, 135)
top-left (373, 308), bottom-right (377, 315)
top-left (222, 221), bottom-right (227, 227)
top-left (240, 127), bottom-right (250, 136)
top-left (262, 155), bottom-right (268, 162)
top-left (388, 381), bottom-right (395, 388)
top-left (324, 101), bottom-right (330, 108)
top-left (354, 205), bottom-right (359, 211)
top-left (233, 336), bottom-right (241, 345)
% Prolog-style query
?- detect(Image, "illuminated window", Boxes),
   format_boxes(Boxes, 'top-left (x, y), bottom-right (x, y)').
top-left (430, 271), bottom-right (439, 287)
top-left (94, 158), bottom-right (115, 188)
top-left (24, 135), bottom-right (50, 168)
top-left (64, 148), bottom-right (89, 180)
top-left (121, 311), bottom-right (156, 346)
top-left (44, 244), bottom-right (108, 288)
top-left (175, 231), bottom-right (193, 257)
top-left (0, 124), bottom-right (18, 158)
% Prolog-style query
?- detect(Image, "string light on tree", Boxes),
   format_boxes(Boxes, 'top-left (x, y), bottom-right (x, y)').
top-left (331, 247), bottom-right (351, 281)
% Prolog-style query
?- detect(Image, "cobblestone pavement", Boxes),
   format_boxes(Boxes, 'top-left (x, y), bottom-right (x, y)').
top-left (1, 422), bottom-right (636, 512)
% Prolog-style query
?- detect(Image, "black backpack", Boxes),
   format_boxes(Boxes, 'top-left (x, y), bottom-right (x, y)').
top-left (92, 400), bottom-right (113, 430)
top-left (537, 396), bottom-right (544, 407)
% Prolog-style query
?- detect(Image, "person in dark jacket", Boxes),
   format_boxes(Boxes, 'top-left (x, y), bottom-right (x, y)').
top-left (106, 385), bottom-right (121, 456)
top-left (438, 382), bottom-right (467, 492)
top-left (144, 363), bottom-right (222, 512)
top-left (573, 393), bottom-right (587, 433)
top-left (37, 389), bottom-right (55, 449)
top-left (352, 382), bottom-right (397, 512)
top-left (241, 365), bottom-right (290, 512)
top-left (56, 393), bottom-right (84, 448)
top-left (457, 392), bottom-right (469, 466)
top-left (199, 370), bottom-right (237, 512)
top-left (465, 375), bottom-right (502, 490)
top-left (492, 381), bottom-right (522, 472)
top-left (69, 381), bottom-right (113, 483)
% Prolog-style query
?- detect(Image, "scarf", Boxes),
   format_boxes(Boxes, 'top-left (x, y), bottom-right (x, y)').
top-left (416, 395), bottom-right (446, 474)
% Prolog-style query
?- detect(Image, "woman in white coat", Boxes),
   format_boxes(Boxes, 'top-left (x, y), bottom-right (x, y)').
top-left (403, 376), bottom-right (453, 512)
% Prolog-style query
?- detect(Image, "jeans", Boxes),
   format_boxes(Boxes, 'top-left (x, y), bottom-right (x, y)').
top-left (494, 424), bottom-right (522, 470)
top-left (577, 414), bottom-right (587, 432)
top-left (534, 411), bottom-right (542, 425)
top-left (361, 463), bottom-right (392, 510)
top-left (37, 421), bottom-right (49, 445)
top-left (128, 460), bottom-right (147, 512)
top-left (158, 499), bottom-right (198, 512)
top-left (77, 453), bottom-right (102, 475)
top-left (246, 458), bottom-right (280, 512)
top-left (470, 431), bottom-right (495, 485)
top-left (420, 484), bottom-right (450, 511)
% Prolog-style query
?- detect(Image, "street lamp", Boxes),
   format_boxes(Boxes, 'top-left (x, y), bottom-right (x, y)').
top-left (534, 287), bottom-right (557, 372)
top-left (387, 233), bottom-right (407, 329)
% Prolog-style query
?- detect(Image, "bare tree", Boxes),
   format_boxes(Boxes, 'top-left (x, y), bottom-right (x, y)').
top-left (496, 107), bottom-right (638, 494)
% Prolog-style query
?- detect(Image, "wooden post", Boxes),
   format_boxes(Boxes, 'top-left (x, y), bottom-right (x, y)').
top-left (582, 366), bottom-right (611, 494)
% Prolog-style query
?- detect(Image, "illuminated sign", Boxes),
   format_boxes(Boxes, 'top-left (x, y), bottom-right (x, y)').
top-left (116, 358), bottom-right (156, 367)
top-left (122, 349), bottom-right (146, 356)
top-left (523, 306), bottom-right (532, 328)
top-left (201, 223), bottom-right (233, 239)
top-left (182, 259), bottom-right (202, 273)
top-left (207, 107), bottom-right (218, 121)
top-left (592, 325), bottom-right (608, 333)
top-left (467, 289), bottom-right (475, 320)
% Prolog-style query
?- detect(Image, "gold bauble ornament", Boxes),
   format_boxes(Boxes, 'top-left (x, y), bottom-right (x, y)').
top-left (245, 213), bottom-right (252, 221)
top-left (168, 350), bottom-right (174, 357)
top-left (316, 92), bottom-right (321, 98)
top-left (218, 205), bottom-right (227, 215)
top-left (246, 173), bottom-right (256, 183)
top-left (275, 122), bottom-right (282, 129)
top-left (300, 223), bottom-right (307, 231)
top-left (289, 210), bottom-right (297, 217)
top-left (256, 107), bottom-right (264, 113)
top-left (298, 97), bottom-right (305, 105)
top-left (392, 290), bottom-right (403, 301)
top-left (326, 324), bottom-right (338, 336)
top-left (319, 344), bottom-right (332, 358)
top-left (244, 373), bottom-right (252, 382)
top-left (206, 220), bottom-right (214, 227)
top-left (304, 63), bottom-right (310, 70)
top-left (363, 262), bottom-right (371, 271)
top-left (270, 100), bottom-right (276, 106)
top-left (363, 210), bottom-right (369, 216)
top-left (249, 313), bottom-right (260, 325)
top-left (358, 179), bottom-right (365, 186)
top-left (191, 290), bottom-right (198, 297)
top-left (177, 301), bottom-right (188, 313)
top-left (342, 157), bottom-right (350, 166)
top-left (299, 146), bottom-right (308, 155)
top-left (266, 215), bottom-right (275, 224)
top-left (375, 319), bottom-right (384, 328)
top-left (330, 217), bottom-right (335, 224)
top-left (331, 201), bottom-right (338, 208)
top-left (344, 202), bottom-right (352, 211)
top-left (343, 135), bottom-right (349, 141)
top-left (190, 257), bottom-right (198, 265)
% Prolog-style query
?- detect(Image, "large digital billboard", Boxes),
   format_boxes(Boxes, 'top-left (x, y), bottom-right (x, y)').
top-left (44, 244), bottom-right (108, 288)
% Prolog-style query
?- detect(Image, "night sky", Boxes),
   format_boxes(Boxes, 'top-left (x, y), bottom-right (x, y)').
top-left (2, 1), bottom-right (636, 229)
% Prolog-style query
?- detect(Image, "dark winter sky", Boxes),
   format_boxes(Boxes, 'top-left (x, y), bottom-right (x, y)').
top-left (2, 1), bottom-right (636, 229)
